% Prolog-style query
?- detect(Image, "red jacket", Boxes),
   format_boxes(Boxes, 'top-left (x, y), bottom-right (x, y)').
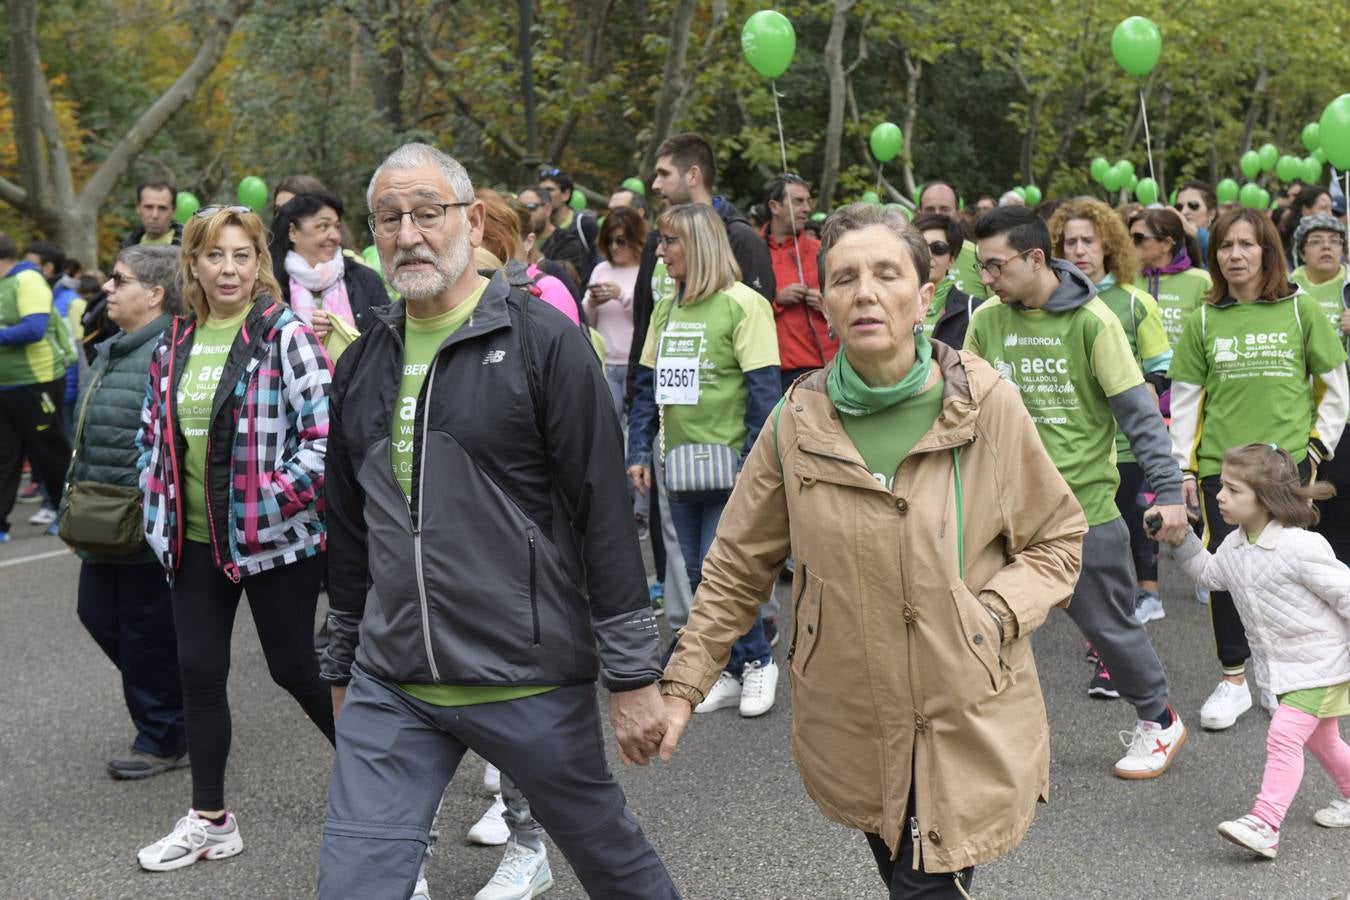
top-left (765, 228), bottom-right (837, 370)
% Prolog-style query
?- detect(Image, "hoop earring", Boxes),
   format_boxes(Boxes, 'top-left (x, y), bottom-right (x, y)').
top-left (913, 322), bottom-right (925, 335)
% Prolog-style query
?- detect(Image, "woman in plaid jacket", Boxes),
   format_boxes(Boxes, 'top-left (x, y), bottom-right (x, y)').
top-left (134, 206), bottom-right (336, 873)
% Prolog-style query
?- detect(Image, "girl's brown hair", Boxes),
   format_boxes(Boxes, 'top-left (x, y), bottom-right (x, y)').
top-left (1048, 197), bottom-right (1140, 285)
top-left (1205, 208), bottom-right (1293, 304)
top-left (179, 208), bottom-right (282, 322)
top-left (1221, 443), bottom-right (1335, 528)
top-left (600, 206), bottom-right (648, 265)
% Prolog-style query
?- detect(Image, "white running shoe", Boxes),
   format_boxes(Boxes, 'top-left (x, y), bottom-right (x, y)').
top-left (483, 762), bottom-right (501, 795)
top-left (474, 840), bottom-right (554, 900)
top-left (1218, 814), bottom-right (1279, 858)
top-left (739, 659), bottom-right (779, 718)
top-left (410, 876), bottom-right (432, 900)
top-left (1314, 796), bottom-right (1350, 828)
top-left (694, 671), bottom-right (742, 713)
top-left (467, 794), bottom-right (510, 846)
top-left (1133, 590), bottom-right (1165, 624)
top-left (1113, 707), bottom-right (1186, 779)
top-left (1200, 680), bottom-right (1253, 730)
top-left (28, 506), bottom-right (56, 526)
top-left (137, 809), bottom-right (243, 872)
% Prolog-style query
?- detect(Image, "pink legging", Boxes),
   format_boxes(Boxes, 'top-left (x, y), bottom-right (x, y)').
top-left (1251, 704), bottom-right (1350, 829)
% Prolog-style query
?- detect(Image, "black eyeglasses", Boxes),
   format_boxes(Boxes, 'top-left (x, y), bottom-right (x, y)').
top-left (1131, 232), bottom-right (1159, 246)
top-left (109, 271), bottom-right (141, 288)
top-left (368, 202), bottom-right (471, 238)
top-left (928, 240), bottom-right (952, 257)
top-left (195, 205), bottom-right (251, 218)
top-left (522, 202), bottom-right (543, 211)
top-left (608, 236), bottom-right (628, 247)
top-left (1174, 200), bottom-right (1202, 212)
top-left (974, 248), bottom-right (1033, 276)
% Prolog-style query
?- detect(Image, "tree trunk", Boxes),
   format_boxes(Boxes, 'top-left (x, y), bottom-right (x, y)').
top-left (545, 0), bottom-right (617, 166)
top-left (1239, 63), bottom-right (1269, 153)
top-left (901, 50), bottom-right (922, 199)
top-left (357, 0), bottom-right (405, 133)
top-left (817, 0), bottom-right (857, 209)
top-left (519, 0), bottom-right (540, 182)
top-left (1021, 94), bottom-right (1042, 186)
top-left (641, 0), bottom-right (698, 176)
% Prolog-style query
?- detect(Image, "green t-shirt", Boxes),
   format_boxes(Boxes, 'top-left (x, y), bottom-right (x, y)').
top-left (1168, 294), bottom-right (1349, 478)
top-left (640, 281), bottom-right (780, 455)
top-left (393, 279), bottom-right (487, 496)
top-left (1281, 681), bottom-right (1350, 718)
top-left (1139, 268), bottom-right (1211, 346)
top-left (949, 239), bottom-right (989, 301)
top-left (1291, 265), bottom-right (1347, 336)
top-left (1098, 281), bottom-right (1170, 464)
top-left (0, 268), bottom-right (62, 387)
top-left (392, 278), bottom-right (556, 708)
top-left (139, 230), bottom-right (176, 247)
top-left (840, 375), bottom-right (946, 491)
top-left (177, 307), bottom-right (249, 543)
top-left (965, 295), bottom-right (1142, 526)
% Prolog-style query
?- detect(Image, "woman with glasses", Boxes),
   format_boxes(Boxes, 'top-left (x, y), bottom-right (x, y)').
top-left (1169, 208), bottom-right (1349, 730)
top-left (627, 203), bottom-right (782, 718)
top-left (914, 212), bottom-right (977, 349)
top-left (135, 206), bottom-right (336, 873)
top-left (587, 207), bottom-right (647, 419)
top-left (1129, 207), bottom-right (1212, 349)
top-left (1050, 198), bottom-right (1173, 633)
top-left (1175, 181), bottom-right (1219, 266)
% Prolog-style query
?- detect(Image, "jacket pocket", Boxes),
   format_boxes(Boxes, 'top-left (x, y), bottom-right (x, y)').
top-left (788, 565), bottom-right (825, 676)
top-left (527, 529), bottom-right (541, 646)
top-left (951, 582), bottom-right (1003, 692)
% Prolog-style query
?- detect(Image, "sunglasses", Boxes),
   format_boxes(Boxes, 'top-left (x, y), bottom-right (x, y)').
top-left (928, 240), bottom-right (951, 257)
top-left (109, 271), bottom-right (141, 288)
top-left (607, 236), bottom-right (628, 247)
top-left (522, 202), bottom-right (543, 211)
top-left (195, 204), bottom-right (251, 218)
top-left (540, 167), bottom-right (562, 178)
top-left (1131, 232), bottom-right (1159, 246)
top-left (1174, 200), bottom-right (1202, 212)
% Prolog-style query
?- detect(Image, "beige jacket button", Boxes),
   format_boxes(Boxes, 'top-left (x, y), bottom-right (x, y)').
top-left (895, 498), bottom-right (909, 513)
top-left (928, 829), bottom-right (942, 845)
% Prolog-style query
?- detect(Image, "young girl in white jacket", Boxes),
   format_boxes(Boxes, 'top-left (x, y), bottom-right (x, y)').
top-left (1158, 443), bottom-right (1350, 858)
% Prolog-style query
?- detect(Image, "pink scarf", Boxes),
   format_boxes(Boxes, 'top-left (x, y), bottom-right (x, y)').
top-left (285, 250), bottom-right (354, 327)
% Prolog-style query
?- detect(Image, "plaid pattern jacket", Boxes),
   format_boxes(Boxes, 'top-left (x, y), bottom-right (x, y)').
top-left (137, 297), bottom-right (332, 581)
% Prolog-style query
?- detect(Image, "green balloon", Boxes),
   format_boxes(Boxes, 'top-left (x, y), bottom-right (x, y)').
top-left (621, 177), bottom-right (645, 196)
top-left (810, 212), bottom-right (827, 223)
top-left (174, 191), bottom-right (200, 224)
top-left (1319, 93), bottom-right (1350, 170)
top-left (884, 202), bottom-right (912, 221)
top-left (1313, 146), bottom-right (1327, 164)
top-left (860, 190), bottom-right (881, 206)
top-left (1102, 164), bottom-right (1126, 192)
top-left (1302, 156), bottom-right (1323, 185)
top-left (1089, 157), bottom-right (1110, 184)
top-left (1169, 188), bottom-right (1178, 206)
top-left (1276, 154), bottom-right (1301, 182)
top-left (1011, 187), bottom-right (1027, 201)
top-left (1239, 150), bottom-right (1261, 179)
top-left (1257, 142), bottom-right (1278, 172)
top-left (1238, 182), bottom-right (1262, 209)
top-left (741, 10), bottom-right (795, 79)
top-left (1023, 185), bottom-right (1043, 205)
top-left (1110, 16), bottom-right (1162, 78)
top-left (236, 175), bottom-right (267, 211)
top-left (1215, 178), bottom-right (1239, 204)
top-left (1118, 160), bottom-right (1136, 180)
top-left (569, 190), bottom-right (587, 211)
top-left (1135, 177), bottom-right (1159, 205)
top-left (1257, 188), bottom-right (1270, 208)
top-left (869, 122), bottom-right (903, 163)
top-left (1269, 196), bottom-right (1281, 211)
top-left (1127, 174), bottom-right (1139, 192)
top-left (1302, 123), bottom-right (1321, 153)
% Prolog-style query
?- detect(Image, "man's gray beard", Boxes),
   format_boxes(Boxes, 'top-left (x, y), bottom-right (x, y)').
top-left (387, 237), bottom-right (472, 302)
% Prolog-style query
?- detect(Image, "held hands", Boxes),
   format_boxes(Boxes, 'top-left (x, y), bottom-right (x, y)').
top-left (1339, 309), bottom-right (1350, 336)
top-left (658, 695), bottom-right (693, 761)
top-left (609, 684), bottom-right (669, 766)
top-left (627, 464), bottom-right (653, 496)
top-left (1181, 480), bottom-right (1202, 523)
top-left (1145, 503), bottom-right (1189, 546)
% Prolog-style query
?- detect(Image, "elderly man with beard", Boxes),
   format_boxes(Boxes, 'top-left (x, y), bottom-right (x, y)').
top-left (318, 143), bottom-right (678, 900)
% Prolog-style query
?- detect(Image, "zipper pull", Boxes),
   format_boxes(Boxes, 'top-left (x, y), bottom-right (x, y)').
top-left (909, 816), bottom-right (921, 846)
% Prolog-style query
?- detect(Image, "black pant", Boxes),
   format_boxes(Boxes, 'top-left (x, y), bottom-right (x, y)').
top-left (78, 560), bottom-right (186, 758)
top-left (173, 541), bottom-right (335, 810)
top-left (1115, 462), bottom-right (1158, 583)
top-left (1314, 447), bottom-right (1350, 564)
top-left (0, 380), bottom-right (69, 532)
top-left (865, 823), bottom-right (973, 898)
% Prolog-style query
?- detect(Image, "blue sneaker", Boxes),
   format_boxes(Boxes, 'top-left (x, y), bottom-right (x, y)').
top-left (0, 532), bottom-right (9, 544)
top-left (45, 521), bottom-right (60, 536)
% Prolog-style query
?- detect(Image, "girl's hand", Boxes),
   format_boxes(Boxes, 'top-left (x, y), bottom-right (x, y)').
top-left (311, 309), bottom-right (333, 339)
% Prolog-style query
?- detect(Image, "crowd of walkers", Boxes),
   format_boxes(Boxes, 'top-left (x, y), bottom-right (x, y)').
top-left (1, 134), bottom-right (1348, 899)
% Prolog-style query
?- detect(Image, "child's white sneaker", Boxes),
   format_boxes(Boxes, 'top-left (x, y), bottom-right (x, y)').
top-left (1218, 814), bottom-right (1278, 858)
top-left (1314, 796), bottom-right (1350, 828)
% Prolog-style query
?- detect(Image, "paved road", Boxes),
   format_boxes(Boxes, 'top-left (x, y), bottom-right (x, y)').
top-left (2, 522), bottom-right (1347, 899)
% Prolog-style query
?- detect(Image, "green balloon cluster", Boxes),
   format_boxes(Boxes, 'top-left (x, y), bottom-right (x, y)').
top-left (1022, 185), bottom-right (1043, 205)
top-left (1100, 159), bottom-right (1135, 192)
top-left (1238, 182), bottom-right (1263, 209)
top-left (741, 10), bottom-right (795, 79)
top-left (621, 177), bottom-right (645, 196)
top-left (1319, 94), bottom-right (1350, 170)
top-left (236, 175), bottom-right (267, 211)
top-left (1257, 143), bottom-right (1278, 172)
top-left (1215, 178), bottom-right (1239, 204)
top-left (1303, 122), bottom-right (1321, 153)
top-left (870, 122), bottom-right (903, 163)
top-left (1110, 16), bottom-right (1162, 78)
top-left (1089, 157), bottom-right (1110, 184)
top-left (1302, 156), bottom-right (1323, 185)
top-left (810, 212), bottom-right (827, 223)
top-left (1011, 187), bottom-right (1027, 202)
top-left (174, 191), bottom-right (200, 224)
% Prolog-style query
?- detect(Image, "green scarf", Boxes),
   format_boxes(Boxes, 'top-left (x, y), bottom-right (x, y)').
top-left (925, 280), bottom-right (955, 325)
top-left (828, 331), bottom-right (934, 417)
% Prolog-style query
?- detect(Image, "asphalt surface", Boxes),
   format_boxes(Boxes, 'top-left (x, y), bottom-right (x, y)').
top-left (2, 519), bottom-right (1348, 900)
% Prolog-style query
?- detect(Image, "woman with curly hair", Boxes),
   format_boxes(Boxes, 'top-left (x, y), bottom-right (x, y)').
top-left (1050, 198), bottom-right (1173, 634)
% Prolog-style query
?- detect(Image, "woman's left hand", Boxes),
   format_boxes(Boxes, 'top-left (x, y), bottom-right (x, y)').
top-left (311, 309), bottom-right (333, 339)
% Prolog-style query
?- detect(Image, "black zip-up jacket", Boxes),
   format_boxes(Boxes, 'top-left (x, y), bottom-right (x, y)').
top-left (320, 271), bottom-right (661, 691)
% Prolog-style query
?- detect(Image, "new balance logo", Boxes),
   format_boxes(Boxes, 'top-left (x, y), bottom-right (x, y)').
top-left (482, 350), bottom-right (506, 365)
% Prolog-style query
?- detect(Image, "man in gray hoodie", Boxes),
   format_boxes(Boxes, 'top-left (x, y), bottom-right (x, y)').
top-left (964, 207), bottom-right (1189, 781)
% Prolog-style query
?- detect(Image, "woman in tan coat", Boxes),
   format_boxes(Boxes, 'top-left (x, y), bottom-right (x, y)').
top-left (657, 204), bottom-right (1087, 897)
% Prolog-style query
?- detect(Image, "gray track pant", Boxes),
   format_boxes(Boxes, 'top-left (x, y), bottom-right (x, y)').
top-left (1066, 517), bottom-right (1170, 720)
top-left (319, 665), bottom-right (679, 900)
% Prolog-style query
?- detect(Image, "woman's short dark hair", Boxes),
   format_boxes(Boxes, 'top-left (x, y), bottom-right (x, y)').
top-left (818, 203), bottom-right (930, 286)
top-left (1128, 207), bottom-right (1201, 269)
top-left (268, 191), bottom-right (345, 301)
top-left (115, 245), bottom-right (183, 316)
top-left (911, 213), bottom-right (965, 257)
top-left (1176, 181), bottom-right (1217, 214)
top-left (1206, 208), bottom-right (1292, 303)
top-left (599, 207), bottom-right (647, 265)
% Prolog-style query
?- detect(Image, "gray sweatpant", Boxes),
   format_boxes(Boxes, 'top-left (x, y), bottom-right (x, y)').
top-left (653, 451), bottom-right (693, 631)
top-left (320, 666), bottom-right (679, 900)
top-left (1065, 517), bottom-right (1170, 720)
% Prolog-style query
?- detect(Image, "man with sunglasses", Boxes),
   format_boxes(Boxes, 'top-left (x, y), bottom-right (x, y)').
top-left (763, 174), bottom-right (835, 391)
top-left (538, 167), bottom-right (601, 286)
top-left (965, 207), bottom-right (1189, 782)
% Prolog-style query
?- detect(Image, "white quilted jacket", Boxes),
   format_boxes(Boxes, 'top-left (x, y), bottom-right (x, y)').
top-left (1175, 523), bottom-right (1350, 694)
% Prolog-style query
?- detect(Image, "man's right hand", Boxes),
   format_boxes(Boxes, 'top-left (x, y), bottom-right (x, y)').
top-left (776, 283), bottom-right (806, 306)
top-left (331, 685), bottom-right (347, 720)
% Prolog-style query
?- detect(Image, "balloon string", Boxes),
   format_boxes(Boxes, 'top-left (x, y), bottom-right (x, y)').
top-left (1139, 84), bottom-right (1157, 193)
top-left (770, 79), bottom-right (806, 286)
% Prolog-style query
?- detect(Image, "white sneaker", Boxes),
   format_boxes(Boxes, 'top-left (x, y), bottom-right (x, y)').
top-left (483, 762), bottom-right (501, 795)
top-left (1218, 814), bottom-right (1279, 858)
top-left (1200, 680), bottom-right (1253, 730)
top-left (474, 840), bottom-right (554, 900)
top-left (694, 671), bottom-right (741, 713)
top-left (1314, 796), bottom-right (1350, 828)
top-left (410, 876), bottom-right (432, 900)
top-left (1133, 590), bottom-right (1165, 624)
top-left (739, 659), bottom-right (779, 718)
top-left (28, 506), bottom-right (56, 526)
top-left (468, 794), bottom-right (510, 846)
top-left (1113, 707), bottom-right (1186, 779)
top-left (137, 809), bottom-right (243, 872)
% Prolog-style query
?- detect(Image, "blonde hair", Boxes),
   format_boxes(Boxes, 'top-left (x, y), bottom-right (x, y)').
top-left (1049, 197), bottom-right (1140, 285)
top-left (1222, 443), bottom-right (1335, 528)
top-left (476, 188), bottom-right (522, 264)
top-left (179, 208), bottom-right (282, 321)
top-left (656, 203), bottom-right (740, 303)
